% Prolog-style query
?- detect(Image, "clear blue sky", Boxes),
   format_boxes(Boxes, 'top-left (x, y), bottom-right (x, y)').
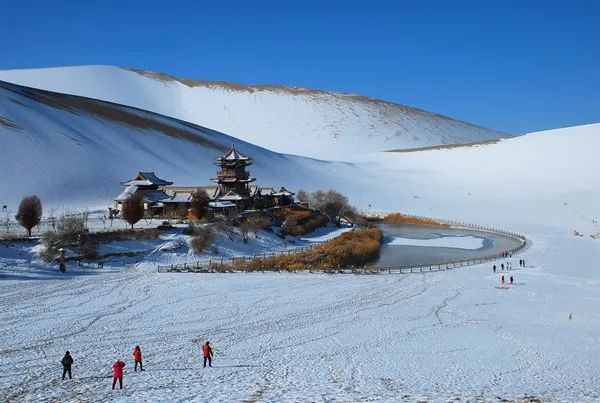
top-left (1, 0), bottom-right (598, 134)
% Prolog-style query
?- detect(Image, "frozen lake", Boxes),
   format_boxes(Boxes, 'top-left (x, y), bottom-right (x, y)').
top-left (373, 224), bottom-right (523, 267)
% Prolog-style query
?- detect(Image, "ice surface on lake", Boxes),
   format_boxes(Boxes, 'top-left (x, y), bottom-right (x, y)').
top-left (387, 235), bottom-right (484, 249)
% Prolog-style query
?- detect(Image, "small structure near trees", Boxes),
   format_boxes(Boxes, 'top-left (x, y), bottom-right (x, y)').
top-left (16, 195), bottom-right (42, 236)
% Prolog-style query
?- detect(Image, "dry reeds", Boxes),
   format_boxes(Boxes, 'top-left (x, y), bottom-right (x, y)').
top-left (224, 227), bottom-right (383, 271)
top-left (384, 213), bottom-right (449, 227)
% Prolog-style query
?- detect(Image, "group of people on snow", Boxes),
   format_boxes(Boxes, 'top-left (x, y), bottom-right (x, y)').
top-left (60, 341), bottom-right (213, 390)
top-left (492, 254), bottom-right (526, 287)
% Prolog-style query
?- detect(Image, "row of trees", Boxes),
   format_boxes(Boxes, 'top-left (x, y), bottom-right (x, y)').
top-left (7, 188), bottom-right (351, 236)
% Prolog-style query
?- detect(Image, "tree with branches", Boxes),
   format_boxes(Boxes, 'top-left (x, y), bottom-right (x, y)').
top-left (305, 190), bottom-right (352, 225)
top-left (16, 195), bottom-right (43, 236)
top-left (122, 194), bottom-right (144, 229)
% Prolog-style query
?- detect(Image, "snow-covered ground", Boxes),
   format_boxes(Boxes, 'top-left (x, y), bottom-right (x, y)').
top-left (0, 65), bottom-right (508, 159)
top-left (1, 227), bottom-right (599, 401)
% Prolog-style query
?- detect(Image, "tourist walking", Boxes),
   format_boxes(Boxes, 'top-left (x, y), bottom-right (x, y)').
top-left (501, 263), bottom-right (504, 271)
top-left (493, 264), bottom-right (496, 273)
top-left (202, 341), bottom-right (213, 368)
top-left (510, 275), bottom-right (514, 285)
top-left (133, 346), bottom-right (143, 371)
top-left (61, 351), bottom-right (73, 380)
top-left (501, 275), bottom-right (505, 286)
top-left (112, 359), bottom-right (126, 390)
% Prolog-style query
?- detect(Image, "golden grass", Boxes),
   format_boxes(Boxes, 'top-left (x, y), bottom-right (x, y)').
top-left (384, 213), bottom-right (449, 227)
top-left (219, 228), bottom-right (383, 271)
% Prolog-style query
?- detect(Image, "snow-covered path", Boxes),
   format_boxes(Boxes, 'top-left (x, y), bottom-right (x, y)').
top-left (1, 231), bottom-right (598, 401)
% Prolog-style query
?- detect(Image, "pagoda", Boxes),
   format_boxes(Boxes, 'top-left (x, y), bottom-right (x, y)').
top-left (211, 145), bottom-right (256, 198)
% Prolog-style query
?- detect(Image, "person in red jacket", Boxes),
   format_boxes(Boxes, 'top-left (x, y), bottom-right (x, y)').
top-left (112, 359), bottom-right (126, 390)
top-left (133, 346), bottom-right (143, 371)
top-left (202, 341), bottom-right (213, 368)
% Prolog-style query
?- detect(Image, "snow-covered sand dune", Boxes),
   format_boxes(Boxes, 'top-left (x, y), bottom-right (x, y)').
top-left (0, 65), bottom-right (508, 159)
top-left (0, 79), bottom-right (360, 209)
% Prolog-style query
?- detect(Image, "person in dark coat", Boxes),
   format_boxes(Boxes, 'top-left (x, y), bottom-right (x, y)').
top-left (493, 264), bottom-right (496, 273)
top-left (202, 341), bottom-right (213, 368)
top-left (61, 351), bottom-right (73, 380)
top-left (510, 275), bottom-right (514, 285)
top-left (501, 263), bottom-right (504, 271)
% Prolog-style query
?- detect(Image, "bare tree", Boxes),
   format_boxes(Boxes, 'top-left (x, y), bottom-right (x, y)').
top-left (190, 190), bottom-right (210, 220)
top-left (306, 190), bottom-right (352, 225)
top-left (122, 194), bottom-right (144, 229)
top-left (16, 195), bottom-right (43, 236)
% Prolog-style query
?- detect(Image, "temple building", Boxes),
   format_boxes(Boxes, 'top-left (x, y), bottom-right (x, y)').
top-left (114, 172), bottom-right (173, 215)
top-left (113, 146), bottom-right (295, 218)
top-left (210, 146), bottom-right (256, 211)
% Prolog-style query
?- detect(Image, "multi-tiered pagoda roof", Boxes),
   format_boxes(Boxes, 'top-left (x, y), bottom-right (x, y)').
top-left (211, 146), bottom-right (256, 197)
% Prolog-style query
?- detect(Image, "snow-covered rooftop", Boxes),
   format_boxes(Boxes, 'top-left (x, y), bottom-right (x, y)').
top-left (218, 191), bottom-right (244, 201)
top-left (272, 187), bottom-right (294, 196)
top-left (121, 171), bottom-right (173, 186)
top-left (216, 145), bottom-right (251, 162)
top-left (208, 200), bottom-right (237, 208)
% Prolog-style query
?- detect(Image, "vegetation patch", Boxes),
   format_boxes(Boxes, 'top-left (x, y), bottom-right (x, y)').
top-left (281, 213), bottom-right (328, 236)
top-left (190, 226), bottom-right (215, 254)
top-left (89, 228), bottom-right (161, 243)
top-left (222, 228), bottom-right (383, 271)
top-left (384, 213), bottom-right (449, 227)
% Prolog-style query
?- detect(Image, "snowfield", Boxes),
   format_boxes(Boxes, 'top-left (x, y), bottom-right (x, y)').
top-left (1, 230), bottom-right (599, 401)
top-left (0, 65), bottom-right (508, 159)
top-left (0, 72), bottom-right (599, 400)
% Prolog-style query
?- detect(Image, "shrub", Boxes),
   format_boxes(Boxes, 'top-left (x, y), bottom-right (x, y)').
top-left (190, 226), bottom-right (215, 254)
top-left (122, 194), bottom-right (144, 228)
top-left (281, 213), bottom-right (328, 236)
top-left (16, 195), bottom-right (42, 236)
top-left (56, 215), bottom-right (86, 243)
top-left (80, 238), bottom-right (98, 259)
top-left (239, 216), bottom-right (272, 241)
top-left (40, 231), bottom-right (61, 262)
top-left (40, 215), bottom-right (87, 262)
top-left (90, 228), bottom-right (160, 242)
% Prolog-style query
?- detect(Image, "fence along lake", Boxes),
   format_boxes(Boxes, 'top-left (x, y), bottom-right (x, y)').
top-left (373, 224), bottom-right (523, 267)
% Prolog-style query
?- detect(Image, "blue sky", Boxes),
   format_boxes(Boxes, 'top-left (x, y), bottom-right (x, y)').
top-left (1, 0), bottom-right (598, 134)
